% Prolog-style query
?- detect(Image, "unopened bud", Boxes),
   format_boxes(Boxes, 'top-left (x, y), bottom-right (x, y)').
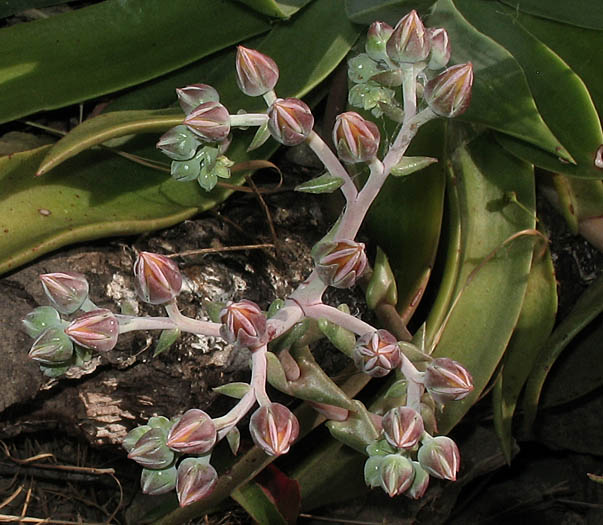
top-left (29, 326), bottom-right (74, 364)
top-left (39, 272), bottom-right (89, 314)
top-left (382, 406), bottom-right (424, 450)
top-left (424, 63), bottom-right (473, 118)
top-left (176, 458), bottom-right (218, 507)
top-left (219, 299), bottom-right (267, 349)
top-left (353, 329), bottom-right (401, 377)
top-left (128, 428), bottom-right (175, 470)
top-left (141, 465), bottom-right (177, 496)
top-left (176, 84), bottom-right (220, 114)
top-left (380, 454), bottom-right (415, 497)
top-left (427, 28), bottom-right (451, 70)
top-left (183, 101), bottom-right (231, 142)
top-left (157, 125), bottom-right (199, 161)
top-left (134, 251), bottom-right (182, 305)
top-left (366, 21), bottom-right (393, 62)
top-left (424, 357), bottom-right (473, 404)
top-left (417, 435), bottom-right (460, 481)
top-left (386, 10), bottom-right (430, 64)
top-left (23, 306), bottom-right (61, 339)
top-left (236, 46), bottom-right (279, 97)
top-left (249, 403), bottom-right (299, 456)
top-left (315, 239), bottom-right (368, 288)
top-left (364, 455), bottom-right (385, 488)
top-left (267, 98), bottom-right (314, 146)
top-left (167, 409), bottom-right (217, 454)
top-left (65, 309), bottom-right (118, 352)
top-left (333, 112), bottom-right (380, 164)
top-left (406, 461), bottom-right (430, 499)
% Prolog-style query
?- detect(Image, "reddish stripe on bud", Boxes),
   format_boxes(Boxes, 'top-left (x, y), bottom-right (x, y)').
top-left (183, 101), bottom-right (231, 142)
top-left (315, 239), bottom-right (368, 288)
top-left (167, 409), bottom-right (217, 454)
top-left (353, 329), bottom-right (401, 377)
top-left (417, 435), bottom-right (460, 481)
top-left (333, 112), bottom-right (380, 164)
top-left (65, 309), bottom-right (118, 352)
top-left (236, 46), bottom-right (279, 97)
top-left (134, 252), bottom-right (183, 305)
top-left (424, 357), bottom-right (474, 404)
top-left (386, 10), bottom-right (430, 64)
top-left (219, 299), bottom-right (267, 349)
top-left (267, 98), bottom-right (314, 146)
top-left (39, 272), bottom-right (89, 314)
top-left (176, 458), bottom-right (218, 507)
top-left (424, 63), bottom-right (473, 118)
top-left (249, 403), bottom-right (300, 456)
top-left (382, 406), bottom-right (424, 450)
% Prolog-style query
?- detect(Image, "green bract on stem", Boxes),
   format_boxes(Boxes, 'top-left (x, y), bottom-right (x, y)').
top-left (23, 8), bottom-right (476, 508)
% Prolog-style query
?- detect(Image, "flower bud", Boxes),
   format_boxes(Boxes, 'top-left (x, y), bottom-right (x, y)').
top-left (29, 326), bottom-right (74, 364)
top-left (176, 84), bottom-right (220, 114)
top-left (183, 101), bottom-right (231, 142)
top-left (39, 272), bottom-right (89, 314)
top-left (134, 251), bottom-right (182, 305)
top-left (23, 306), bottom-right (62, 339)
top-left (333, 112), bottom-right (380, 164)
top-left (249, 403), bottom-right (299, 456)
top-left (176, 458), bottom-right (218, 507)
top-left (236, 46), bottom-right (279, 97)
top-left (417, 435), bottom-right (460, 481)
top-left (128, 428), bottom-right (175, 470)
top-left (365, 21), bottom-right (393, 62)
top-left (427, 28), bottom-right (451, 70)
top-left (156, 125), bottom-right (199, 161)
top-left (382, 406), bottom-right (424, 450)
top-left (424, 357), bottom-right (473, 404)
top-left (167, 409), bottom-right (217, 454)
top-left (64, 309), bottom-right (118, 352)
top-left (315, 239), bottom-right (368, 288)
top-left (406, 461), bottom-right (430, 499)
top-left (353, 329), bottom-right (401, 377)
top-left (386, 10), bottom-right (430, 64)
top-left (141, 465), bottom-right (177, 496)
top-left (219, 299), bottom-right (267, 349)
top-left (424, 63), bottom-right (473, 118)
top-left (379, 454), bottom-right (415, 497)
top-left (267, 98), bottom-right (314, 146)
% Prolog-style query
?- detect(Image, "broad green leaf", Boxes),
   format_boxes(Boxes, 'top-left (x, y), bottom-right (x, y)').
top-left (522, 272), bottom-right (603, 432)
top-left (431, 131), bottom-right (536, 434)
top-left (455, 0), bottom-right (603, 178)
top-left (236, 0), bottom-right (312, 19)
top-left (231, 478), bottom-right (287, 525)
top-left (295, 173), bottom-right (344, 194)
top-left (547, 176), bottom-right (603, 233)
top-left (429, 0), bottom-right (568, 161)
top-left (492, 245), bottom-right (557, 464)
top-left (345, 0), bottom-right (436, 24)
top-left (500, 0), bottom-right (603, 31)
top-left (37, 109), bottom-right (184, 175)
top-left (0, 0), bottom-right (270, 124)
top-left (0, 0), bottom-right (72, 19)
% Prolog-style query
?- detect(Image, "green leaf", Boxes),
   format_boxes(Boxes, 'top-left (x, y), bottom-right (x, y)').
top-left (212, 382), bottom-right (251, 399)
top-left (345, 0), bottom-right (437, 24)
top-left (37, 109), bottom-right (184, 175)
top-left (500, 0), bottom-right (603, 31)
top-left (231, 481), bottom-right (288, 525)
top-left (0, 0), bottom-right (270, 124)
top-left (295, 173), bottom-right (344, 194)
top-left (390, 156), bottom-right (438, 177)
top-left (492, 245), bottom-right (557, 464)
top-left (430, 131), bottom-right (536, 434)
top-left (429, 0), bottom-right (568, 161)
top-left (455, 0), bottom-right (603, 178)
top-left (153, 328), bottom-right (181, 358)
top-left (522, 272), bottom-right (603, 432)
top-left (236, 0), bottom-right (312, 19)
top-left (365, 247), bottom-right (397, 310)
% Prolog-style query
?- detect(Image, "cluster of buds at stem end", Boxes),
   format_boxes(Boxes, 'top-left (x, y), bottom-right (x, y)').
top-left (134, 251), bottom-right (182, 305)
top-left (314, 240), bottom-right (368, 289)
top-left (353, 329), bottom-right (401, 377)
top-left (249, 403), bottom-right (300, 456)
top-left (219, 299), bottom-right (268, 349)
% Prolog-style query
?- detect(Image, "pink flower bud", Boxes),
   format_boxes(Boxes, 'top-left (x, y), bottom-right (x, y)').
top-left (127, 428), bottom-right (175, 470)
top-left (267, 98), bottom-right (314, 146)
top-left (219, 299), bottom-right (267, 349)
top-left (176, 458), bottom-right (218, 507)
top-left (379, 454), bottom-right (415, 497)
top-left (365, 21), bottom-right (393, 62)
top-left (183, 101), bottom-right (231, 142)
top-left (249, 403), bottom-right (300, 456)
top-left (176, 84), bottom-right (220, 114)
top-left (417, 435), bottom-right (460, 481)
top-left (39, 272), bottom-right (89, 314)
top-left (167, 409), bottom-right (217, 454)
top-left (427, 28), bottom-right (451, 70)
top-left (29, 326), bottom-right (74, 364)
top-left (64, 309), bottom-right (118, 352)
top-left (333, 112), bottom-right (380, 164)
top-left (382, 406), bottom-right (424, 450)
top-left (134, 251), bottom-right (183, 305)
top-left (406, 461), bottom-right (430, 499)
top-left (236, 46), bottom-right (279, 97)
top-left (424, 357), bottom-right (474, 404)
top-left (315, 239), bottom-right (368, 288)
top-left (386, 10), bottom-right (431, 64)
top-left (353, 329), bottom-right (401, 377)
top-left (424, 63), bottom-right (473, 118)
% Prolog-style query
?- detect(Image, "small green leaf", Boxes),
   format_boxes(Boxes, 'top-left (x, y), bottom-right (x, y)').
top-left (390, 156), bottom-right (438, 177)
top-left (247, 121), bottom-right (271, 152)
top-left (236, 0), bottom-right (312, 19)
top-left (204, 301), bottom-right (226, 323)
top-left (317, 305), bottom-right (357, 358)
top-left (22, 306), bottom-right (62, 338)
top-left (153, 328), bottom-right (181, 358)
top-left (231, 482), bottom-right (287, 525)
top-left (226, 427), bottom-right (241, 456)
top-left (213, 382), bottom-right (251, 400)
top-left (365, 247), bottom-right (397, 310)
top-left (500, 0), bottom-right (603, 30)
top-left (295, 173), bottom-right (344, 194)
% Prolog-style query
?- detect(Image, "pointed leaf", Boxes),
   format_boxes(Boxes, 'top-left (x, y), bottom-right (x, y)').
top-left (236, 0), bottom-right (312, 19)
top-left (345, 0), bottom-right (437, 25)
top-left (247, 121), bottom-right (271, 152)
top-left (231, 481), bottom-right (288, 525)
top-left (212, 382), bottom-right (251, 400)
top-left (500, 0), bottom-right (603, 30)
top-left (153, 328), bottom-right (181, 358)
top-left (295, 173), bottom-right (344, 194)
top-left (390, 156), bottom-right (438, 177)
